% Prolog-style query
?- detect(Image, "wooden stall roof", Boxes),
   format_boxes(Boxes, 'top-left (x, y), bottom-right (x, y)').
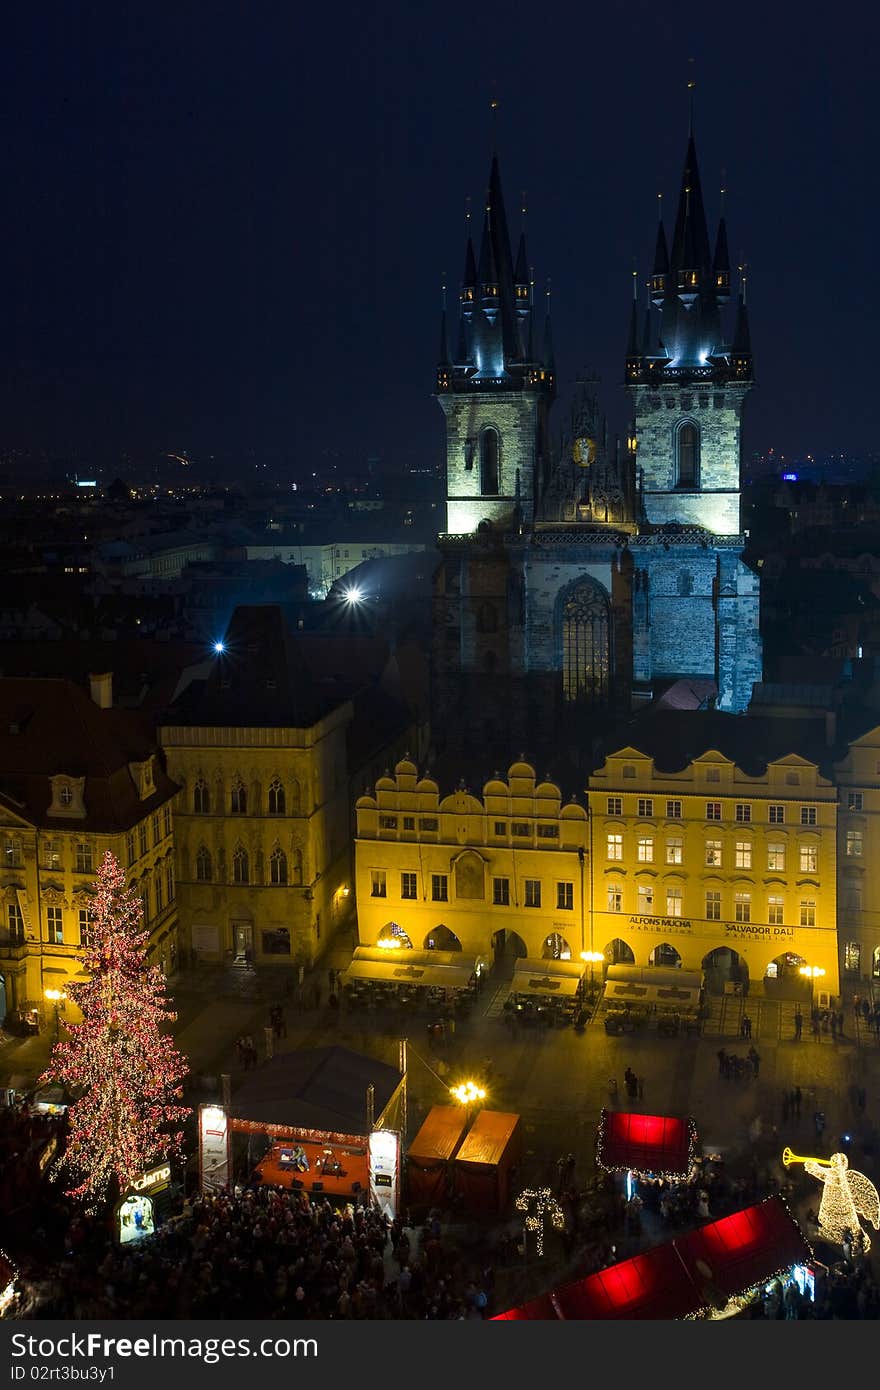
top-left (455, 1110), bottom-right (520, 1169)
top-left (407, 1105), bottom-right (469, 1165)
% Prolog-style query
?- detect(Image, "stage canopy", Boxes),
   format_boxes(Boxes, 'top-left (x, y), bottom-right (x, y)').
top-left (493, 1198), bottom-right (811, 1321)
top-left (597, 1109), bottom-right (696, 1178)
top-left (231, 1046), bottom-right (402, 1136)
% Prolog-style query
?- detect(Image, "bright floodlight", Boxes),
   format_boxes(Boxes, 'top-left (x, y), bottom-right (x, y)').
top-left (213, 641), bottom-right (225, 654)
top-left (343, 587), bottom-right (363, 604)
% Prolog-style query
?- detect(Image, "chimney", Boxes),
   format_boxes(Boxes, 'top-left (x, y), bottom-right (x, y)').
top-left (89, 672), bottom-right (113, 709)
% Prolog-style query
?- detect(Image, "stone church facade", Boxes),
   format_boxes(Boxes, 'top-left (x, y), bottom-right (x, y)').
top-left (432, 134), bottom-right (762, 763)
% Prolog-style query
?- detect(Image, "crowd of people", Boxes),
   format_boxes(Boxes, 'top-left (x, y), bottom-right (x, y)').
top-left (11, 1184), bottom-right (496, 1321)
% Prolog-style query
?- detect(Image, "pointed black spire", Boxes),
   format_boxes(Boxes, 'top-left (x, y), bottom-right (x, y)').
top-left (652, 215), bottom-right (669, 275)
top-left (626, 299), bottom-right (640, 357)
top-left (670, 135), bottom-right (713, 294)
top-left (461, 235), bottom-right (477, 308)
top-left (642, 306), bottom-right (653, 356)
top-left (732, 289), bottom-right (752, 356)
top-left (438, 283), bottom-right (450, 366)
top-left (514, 230), bottom-right (529, 286)
top-left (477, 203), bottom-right (500, 295)
top-left (713, 215), bottom-right (731, 301)
top-left (543, 282), bottom-right (555, 371)
top-left (650, 196), bottom-right (669, 304)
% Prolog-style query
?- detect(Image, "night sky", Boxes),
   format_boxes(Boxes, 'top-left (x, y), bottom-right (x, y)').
top-left (1, 2), bottom-right (877, 477)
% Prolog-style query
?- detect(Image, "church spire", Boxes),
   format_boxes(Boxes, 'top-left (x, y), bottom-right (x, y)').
top-left (543, 280), bottom-right (555, 371)
top-left (669, 134), bottom-right (713, 301)
top-left (438, 278), bottom-right (450, 367)
top-left (713, 179), bottom-right (731, 303)
top-left (732, 265), bottom-right (753, 378)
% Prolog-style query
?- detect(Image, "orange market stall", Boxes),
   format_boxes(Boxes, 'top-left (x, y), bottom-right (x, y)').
top-left (452, 1110), bottom-right (522, 1215)
top-left (405, 1104), bottom-right (469, 1212)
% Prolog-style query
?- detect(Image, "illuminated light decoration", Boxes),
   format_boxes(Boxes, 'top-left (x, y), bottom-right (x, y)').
top-left (0, 1247), bottom-right (18, 1314)
top-left (39, 850), bottom-right (191, 1212)
top-left (515, 1187), bottom-right (566, 1257)
top-left (213, 641), bottom-right (225, 654)
top-left (343, 587), bottom-right (363, 604)
top-left (783, 1147), bottom-right (880, 1253)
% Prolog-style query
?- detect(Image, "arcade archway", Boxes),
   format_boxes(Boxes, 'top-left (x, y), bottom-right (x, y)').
top-left (376, 922), bottom-right (413, 950)
top-left (542, 932), bottom-right (573, 961)
top-left (424, 925), bottom-right (462, 951)
top-left (764, 950), bottom-right (811, 1001)
top-left (603, 938), bottom-right (635, 967)
top-left (649, 942), bottom-right (682, 968)
top-left (492, 929), bottom-right (528, 975)
top-left (702, 946), bottom-right (750, 997)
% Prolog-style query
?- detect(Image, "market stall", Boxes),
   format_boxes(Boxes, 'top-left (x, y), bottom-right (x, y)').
top-left (494, 1197), bottom-right (813, 1320)
top-left (452, 1110), bottom-right (521, 1215)
top-left (405, 1104), bottom-right (470, 1210)
top-left (341, 948), bottom-right (488, 1012)
top-left (602, 964), bottom-right (704, 1031)
top-left (596, 1108), bottom-right (697, 1181)
top-left (506, 957), bottom-right (586, 1025)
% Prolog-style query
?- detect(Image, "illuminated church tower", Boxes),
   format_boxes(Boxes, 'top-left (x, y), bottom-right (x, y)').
top-left (437, 155), bottom-right (556, 534)
top-left (626, 132), bottom-right (753, 534)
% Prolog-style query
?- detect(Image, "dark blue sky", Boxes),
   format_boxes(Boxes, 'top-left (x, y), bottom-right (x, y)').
top-left (0, 2), bottom-right (877, 476)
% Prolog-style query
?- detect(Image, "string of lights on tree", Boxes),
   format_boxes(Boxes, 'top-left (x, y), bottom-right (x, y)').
top-left (39, 850), bottom-right (191, 1212)
top-left (514, 1188), bottom-right (565, 1257)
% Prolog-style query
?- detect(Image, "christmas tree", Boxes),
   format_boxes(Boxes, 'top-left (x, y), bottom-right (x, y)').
top-left (40, 850), bottom-right (191, 1210)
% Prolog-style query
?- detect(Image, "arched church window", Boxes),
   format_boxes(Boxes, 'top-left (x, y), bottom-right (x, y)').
top-left (560, 580), bottom-right (610, 705)
top-left (676, 422), bottom-right (700, 488)
top-left (480, 428), bottom-right (499, 496)
top-left (267, 778), bottom-right (285, 815)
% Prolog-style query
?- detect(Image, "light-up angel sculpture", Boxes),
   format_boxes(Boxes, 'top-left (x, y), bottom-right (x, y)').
top-left (783, 1146), bottom-right (880, 1253)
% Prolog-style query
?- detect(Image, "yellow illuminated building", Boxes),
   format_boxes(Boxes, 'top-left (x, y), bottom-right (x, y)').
top-left (355, 759), bottom-right (588, 959)
top-left (834, 724), bottom-right (880, 986)
top-left (0, 677), bottom-right (178, 1031)
top-left (587, 743), bottom-right (839, 995)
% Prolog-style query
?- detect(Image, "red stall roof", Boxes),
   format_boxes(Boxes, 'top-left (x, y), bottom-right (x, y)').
top-left (676, 1198), bottom-right (811, 1304)
top-left (597, 1108), bottom-right (695, 1178)
top-left (493, 1198), bottom-right (810, 1321)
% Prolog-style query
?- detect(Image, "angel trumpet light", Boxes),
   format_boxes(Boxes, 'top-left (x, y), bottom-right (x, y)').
top-left (782, 1147), bottom-right (832, 1168)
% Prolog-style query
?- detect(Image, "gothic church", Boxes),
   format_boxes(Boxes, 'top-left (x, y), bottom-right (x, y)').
top-left (432, 129), bottom-right (762, 765)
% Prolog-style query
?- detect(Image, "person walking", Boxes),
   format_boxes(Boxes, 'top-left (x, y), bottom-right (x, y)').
top-left (748, 1046), bottom-right (760, 1078)
top-left (794, 1007), bottom-right (803, 1041)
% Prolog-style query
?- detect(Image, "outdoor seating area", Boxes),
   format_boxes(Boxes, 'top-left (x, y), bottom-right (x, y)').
top-left (342, 979), bottom-right (479, 1016)
top-left (502, 994), bottom-right (580, 1028)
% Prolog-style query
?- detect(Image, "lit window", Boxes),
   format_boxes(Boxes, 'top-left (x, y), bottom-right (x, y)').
top-left (846, 830), bottom-right (863, 858)
top-left (3, 836), bottom-right (23, 869)
top-left (735, 841), bottom-right (752, 869)
top-left (705, 840), bottom-right (722, 867)
top-left (666, 837), bottom-right (683, 865)
top-left (800, 844), bottom-right (819, 873)
top-left (47, 905), bottom-right (63, 944)
top-left (637, 836), bottom-right (654, 863)
top-left (371, 870), bottom-right (387, 899)
top-left (768, 896), bottom-right (784, 926)
top-left (524, 879), bottom-right (541, 908)
top-left (401, 872), bottom-right (418, 900)
top-left (607, 884), bottom-right (623, 913)
top-left (768, 843), bottom-right (786, 871)
top-left (800, 899), bottom-right (816, 927)
top-left (734, 892), bottom-right (751, 923)
top-left (638, 884), bottom-right (654, 913)
top-left (666, 887), bottom-right (683, 917)
top-left (607, 833), bottom-right (623, 861)
top-left (844, 941), bottom-right (861, 973)
top-left (705, 890), bottom-right (721, 920)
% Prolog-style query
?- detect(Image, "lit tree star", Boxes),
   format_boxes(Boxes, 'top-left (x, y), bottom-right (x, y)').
top-left (39, 850), bottom-right (190, 1211)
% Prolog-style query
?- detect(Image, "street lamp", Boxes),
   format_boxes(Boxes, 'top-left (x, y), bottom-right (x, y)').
top-left (44, 988), bottom-right (66, 1043)
top-left (450, 1079), bottom-right (486, 1127)
top-left (799, 965), bottom-right (826, 1008)
top-left (580, 951), bottom-right (604, 995)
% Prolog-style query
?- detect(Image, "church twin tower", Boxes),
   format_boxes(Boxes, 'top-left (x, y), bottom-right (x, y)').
top-left (432, 126), bottom-right (762, 761)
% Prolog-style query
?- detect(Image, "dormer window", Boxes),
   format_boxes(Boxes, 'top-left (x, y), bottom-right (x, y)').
top-left (59, 785), bottom-right (73, 807)
top-left (49, 775), bottom-right (86, 819)
top-left (129, 757), bottom-right (157, 801)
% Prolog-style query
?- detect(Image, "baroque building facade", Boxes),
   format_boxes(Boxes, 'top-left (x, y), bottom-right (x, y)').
top-left (0, 675), bottom-right (178, 1030)
top-left (161, 605), bottom-right (419, 970)
top-left (355, 733), bottom-right (840, 998)
top-left (432, 133), bottom-right (762, 763)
